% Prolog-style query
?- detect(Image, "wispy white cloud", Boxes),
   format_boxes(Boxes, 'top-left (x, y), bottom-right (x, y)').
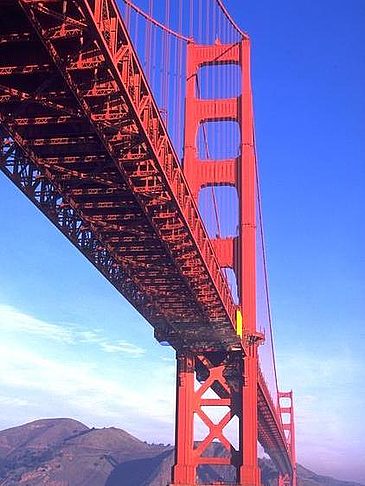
top-left (100, 340), bottom-right (145, 357)
top-left (0, 304), bottom-right (74, 343)
top-left (0, 340), bottom-right (174, 440)
top-left (0, 395), bottom-right (30, 407)
top-left (2, 304), bottom-right (364, 481)
top-left (0, 304), bottom-right (145, 358)
top-left (276, 348), bottom-right (365, 481)
top-left (0, 303), bottom-right (174, 442)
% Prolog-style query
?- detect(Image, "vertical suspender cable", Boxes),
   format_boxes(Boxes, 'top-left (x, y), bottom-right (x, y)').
top-left (145, 0), bottom-right (153, 80)
top-left (177, 0), bottom-right (183, 160)
top-left (199, 0), bottom-right (202, 42)
top-left (196, 73), bottom-right (222, 239)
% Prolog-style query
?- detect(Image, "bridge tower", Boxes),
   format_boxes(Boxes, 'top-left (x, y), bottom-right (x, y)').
top-left (171, 38), bottom-right (261, 486)
top-left (279, 391), bottom-right (297, 486)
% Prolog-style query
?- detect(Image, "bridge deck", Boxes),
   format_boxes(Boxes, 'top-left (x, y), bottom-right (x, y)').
top-left (0, 0), bottom-right (240, 352)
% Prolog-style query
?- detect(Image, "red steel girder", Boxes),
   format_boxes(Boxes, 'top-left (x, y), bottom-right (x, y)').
top-left (0, 84), bottom-right (82, 116)
top-left (1, 0), bottom-right (240, 350)
top-left (1, 138), bottom-right (204, 337)
top-left (11, 115), bottom-right (81, 125)
top-left (0, 63), bottom-right (53, 75)
top-left (0, 32), bottom-right (34, 44)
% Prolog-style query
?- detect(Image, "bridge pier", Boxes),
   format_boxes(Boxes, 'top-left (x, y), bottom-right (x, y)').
top-left (170, 349), bottom-right (264, 486)
top-left (171, 352), bottom-right (196, 485)
top-left (171, 350), bottom-right (244, 485)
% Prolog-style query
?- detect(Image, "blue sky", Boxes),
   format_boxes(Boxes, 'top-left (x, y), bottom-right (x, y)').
top-left (0, 0), bottom-right (364, 483)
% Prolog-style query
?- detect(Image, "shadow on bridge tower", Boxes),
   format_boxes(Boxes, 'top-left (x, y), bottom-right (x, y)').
top-left (170, 38), bottom-right (263, 486)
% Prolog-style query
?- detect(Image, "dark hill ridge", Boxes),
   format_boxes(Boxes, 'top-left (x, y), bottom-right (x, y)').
top-left (0, 418), bottom-right (169, 485)
top-left (0, 418), bottom-right (363, 486)
top-left (0, 418), bottom-right (87, 457)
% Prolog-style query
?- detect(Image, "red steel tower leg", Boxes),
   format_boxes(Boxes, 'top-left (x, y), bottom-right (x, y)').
top-left (172, 352), bottom-right (196, 484)
top-left (278, 474), bottom-right (291, 486)
top-left (239, 38), bottom-right (260, 486)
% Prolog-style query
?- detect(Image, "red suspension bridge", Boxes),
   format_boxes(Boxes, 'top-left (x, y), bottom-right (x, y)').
top-left (0, 0), bottom-right (296, 485)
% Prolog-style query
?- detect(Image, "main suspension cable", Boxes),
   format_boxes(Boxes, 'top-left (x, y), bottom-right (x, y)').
top-left (215, 0), bottom-right (248, 39)
top-left (121, 0), bottom-right (191, 41)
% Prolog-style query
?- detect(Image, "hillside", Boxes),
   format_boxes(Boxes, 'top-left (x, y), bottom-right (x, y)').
top-left (0, 418), bottom-right (169, 485)
top-left (0, 419), bottom-right (363, 486)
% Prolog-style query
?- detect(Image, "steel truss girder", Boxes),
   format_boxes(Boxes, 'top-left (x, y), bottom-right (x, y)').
top-left (0, 138), bottom-right (153, 316)
top-left (0, 0), bottom-right (241, 351)
top-left (0, 32), bottom-right (34, 44)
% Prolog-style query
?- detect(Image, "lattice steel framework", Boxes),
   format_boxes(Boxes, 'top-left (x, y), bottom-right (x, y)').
top-left (0, 0), bottom-right (240, 351)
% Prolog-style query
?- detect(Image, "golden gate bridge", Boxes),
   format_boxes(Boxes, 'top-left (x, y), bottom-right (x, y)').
top-left (0, 0), bottom-right (296, 484)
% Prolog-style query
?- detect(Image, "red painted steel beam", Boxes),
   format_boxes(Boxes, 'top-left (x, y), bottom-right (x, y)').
top-left (238, 38), bottom-right (261, 486)
top-left (0, 0), bottom-right (241, 352)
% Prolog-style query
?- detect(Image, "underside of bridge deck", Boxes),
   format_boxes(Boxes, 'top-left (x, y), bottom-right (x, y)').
top-left (0, 0), bottom-right (241, 352)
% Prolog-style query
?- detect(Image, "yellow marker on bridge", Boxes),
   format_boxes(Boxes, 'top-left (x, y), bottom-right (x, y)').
top-left (236, 308), bottom-right (243, 338)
